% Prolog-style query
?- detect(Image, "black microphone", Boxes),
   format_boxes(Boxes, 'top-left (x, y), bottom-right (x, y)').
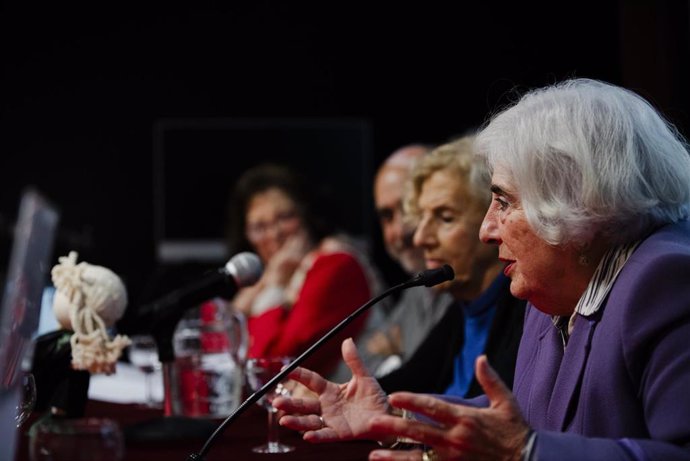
top-left (133, 252), bottom-right (263, 421)
top-left (136, 252), bottom-right (263, 330)
top-left (187, 264), bottom-right (454, 461)
top-left (406, 264), bottom-right (455, 287)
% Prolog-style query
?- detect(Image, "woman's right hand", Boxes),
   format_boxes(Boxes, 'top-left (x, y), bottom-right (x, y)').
top-left (274, 338), bottom-right (393, 443)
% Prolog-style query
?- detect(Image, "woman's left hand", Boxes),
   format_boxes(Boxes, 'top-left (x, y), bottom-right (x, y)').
top-left (264, 231), bottom-right (312, 286)
top-left (367, 355), bottom-right (530, 461)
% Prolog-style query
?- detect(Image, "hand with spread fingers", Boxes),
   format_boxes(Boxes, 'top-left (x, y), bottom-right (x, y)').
top-left (367, 355), bottom-right (530, 461)
top-left (274, 337), bottom-right (395, 443)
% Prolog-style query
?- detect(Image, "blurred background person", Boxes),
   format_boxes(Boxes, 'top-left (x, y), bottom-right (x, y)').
top-left (225, 163), bottom-right (380, 376)
top-left (332, 144), bottom-right (453, 381)
top-left (376, 137), bottom-right (524, 396)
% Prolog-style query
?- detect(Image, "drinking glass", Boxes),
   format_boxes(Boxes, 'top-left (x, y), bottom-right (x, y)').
top-left (29, 417), bottom-right (124, 461)
top-left (128, 335), bottom-right (162, 408)
top-left (15, 372), bottom-right (37, 427)
top-left (245, 357), bottom-right (294, 453)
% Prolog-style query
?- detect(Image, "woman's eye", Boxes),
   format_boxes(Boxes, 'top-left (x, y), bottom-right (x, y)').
top-left (494, 197), bottom-right (509, 211)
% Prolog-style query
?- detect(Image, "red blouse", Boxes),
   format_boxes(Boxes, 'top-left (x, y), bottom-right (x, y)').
top-left (247, 252), bottom-right (372, 376)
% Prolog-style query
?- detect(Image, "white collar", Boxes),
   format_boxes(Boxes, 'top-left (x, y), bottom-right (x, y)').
top-left (552, 240), bottom-right (641, 336)
top-left (574, 240), bottom-right (641, 317)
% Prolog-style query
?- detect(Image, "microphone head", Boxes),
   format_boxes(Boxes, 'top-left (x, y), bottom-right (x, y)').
top-left (412, 264), bottom-right (455, 287)
top-left (225, 252), bottom-right (263, 287)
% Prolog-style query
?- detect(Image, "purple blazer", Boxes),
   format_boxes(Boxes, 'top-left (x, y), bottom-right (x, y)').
top-left (512, 221), bottom-right (690, 460)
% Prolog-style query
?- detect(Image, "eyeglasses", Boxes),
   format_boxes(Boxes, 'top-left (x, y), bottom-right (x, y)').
top-left (246, 210), bottom-right (300, 240)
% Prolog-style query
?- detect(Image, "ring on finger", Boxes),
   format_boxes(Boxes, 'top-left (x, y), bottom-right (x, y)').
top-left (318, 415), bottom-right (326, 429)
top-left (422, 449), bottom-right (439, 461)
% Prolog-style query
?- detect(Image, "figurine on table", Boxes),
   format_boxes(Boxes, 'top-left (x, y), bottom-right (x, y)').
top-left (31, 251), bottom-right (130, 417)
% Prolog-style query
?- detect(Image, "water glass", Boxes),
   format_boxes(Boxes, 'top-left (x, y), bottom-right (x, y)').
top-left (15, 372), bottom-right (37, 427)
top-left (128, 335), bottom-right (162, 408)
top-left (245, 356), bottom-right (294, 454)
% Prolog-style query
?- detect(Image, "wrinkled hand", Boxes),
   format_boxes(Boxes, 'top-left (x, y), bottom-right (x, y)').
top-left (367, 355), bottom-right (530, 461)
top-left (274, 338), bottom-right (392, 443)
top-left (281, 377), bottom-right (318, 400)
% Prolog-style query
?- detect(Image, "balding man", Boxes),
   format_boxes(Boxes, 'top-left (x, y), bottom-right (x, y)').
top-left (329, 145), bottom-right (452, 381)
top-left (373, 145), bottom-right (428, 275)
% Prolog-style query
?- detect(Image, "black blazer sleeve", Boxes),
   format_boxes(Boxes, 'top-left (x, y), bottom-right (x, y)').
top-left (378, 300), bottom-right (462, 394)
top-left (466, 290), bottom-right (525, 397)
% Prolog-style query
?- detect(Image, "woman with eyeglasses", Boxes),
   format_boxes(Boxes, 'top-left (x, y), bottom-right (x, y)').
top-left (226, 163), bottom-right (379, 376)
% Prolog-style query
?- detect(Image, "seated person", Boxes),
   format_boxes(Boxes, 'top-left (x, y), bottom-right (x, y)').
top-left (275, 79), bottom-right (690, 461)
top-left (330, 144), bottom-right (453, 381)
top-left (377, 137), bottom-right (525, 397)
top-left (226, 163), bottom-right (379, 376)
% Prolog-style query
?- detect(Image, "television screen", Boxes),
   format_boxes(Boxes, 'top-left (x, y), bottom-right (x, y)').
top-left (153, 118), bottom-right (374, 263)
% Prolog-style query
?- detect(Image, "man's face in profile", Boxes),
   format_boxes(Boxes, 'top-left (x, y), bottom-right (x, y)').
top-left (375, 165), bottom-right (425, 274)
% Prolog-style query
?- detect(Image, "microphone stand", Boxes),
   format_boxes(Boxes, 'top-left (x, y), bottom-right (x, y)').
top-left (124, 254), bottom-right (263, 441)
top-left (186, 266), bottom-right (452, 461)
top-left (123, 313), bottom-right (219, 442)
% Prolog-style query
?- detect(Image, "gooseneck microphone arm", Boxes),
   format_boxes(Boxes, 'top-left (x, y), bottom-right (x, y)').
top-left (187, 264), bottom-right (454, 461)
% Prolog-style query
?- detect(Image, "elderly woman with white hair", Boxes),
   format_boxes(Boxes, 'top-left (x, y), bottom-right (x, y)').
top-left (273, 78), bottom-right (690, 461)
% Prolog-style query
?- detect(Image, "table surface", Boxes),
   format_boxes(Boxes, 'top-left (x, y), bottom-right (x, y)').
top-left (16, 400), bottom-right (379, 461)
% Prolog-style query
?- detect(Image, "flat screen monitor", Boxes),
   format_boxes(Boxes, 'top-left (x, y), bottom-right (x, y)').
top-left (153, 118), bottom-right (374, 263)
top-left (0, 189), bottom-right (59, 461)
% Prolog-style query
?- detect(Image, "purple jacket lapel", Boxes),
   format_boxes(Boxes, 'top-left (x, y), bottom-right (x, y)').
top-left (514, 308), bottom-right (563, 429)
top-left (545, 315), bottom-right (598, 430)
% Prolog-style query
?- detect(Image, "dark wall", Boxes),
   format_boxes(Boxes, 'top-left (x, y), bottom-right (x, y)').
top-left (2, 1), bottom-right (688, 305)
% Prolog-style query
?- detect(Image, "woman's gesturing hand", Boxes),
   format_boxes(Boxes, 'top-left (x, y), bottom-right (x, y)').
top-left (274, 338), bottom-right (393, 443)
top-left (367, 355), bottom-right (530, 461)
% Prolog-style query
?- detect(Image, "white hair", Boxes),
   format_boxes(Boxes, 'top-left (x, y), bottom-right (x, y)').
top-left (475, 78), bottom-right (690, 246)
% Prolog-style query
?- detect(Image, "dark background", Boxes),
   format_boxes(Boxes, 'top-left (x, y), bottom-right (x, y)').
top-left (2, 1), bottom-right (689, 318)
